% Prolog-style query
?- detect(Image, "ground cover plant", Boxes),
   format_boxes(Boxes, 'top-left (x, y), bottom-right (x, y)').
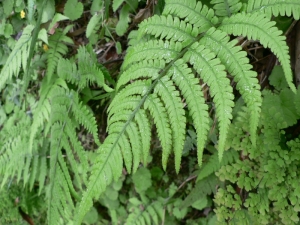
top-left (1, 0), bottom-right (300, 224)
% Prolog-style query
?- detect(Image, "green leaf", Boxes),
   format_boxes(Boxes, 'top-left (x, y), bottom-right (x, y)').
top-left (39, 0), bottom-right (55, 23)
top-left (3, 0), bottom-right (14, 17)
top-left (64, 0), bottom-right (83, 21)
top-left (48, 13), bottom-right (69, 32)
top-left (86, 12), bottom-right (102, 38)
top-left (269, 65), bottom-right (289, 90)
top-left (191, 196), bottom-right (208, 210)
top-left (132, 167), bottom-right (152, 193)
top-left (1, 23), bottom-right (13, 38)
top-left (113, 0), bottom-right (125, 12)
top-left (91, 0), bottom-right (104, 14)
top-left (83, 207), bottom-right (99, 224)
top-left (173, 199), bottom-right (188, 219)
top-left (38, 28), bottom-right (48, 44)
top-left (116, 4), bottom-right (131, 36)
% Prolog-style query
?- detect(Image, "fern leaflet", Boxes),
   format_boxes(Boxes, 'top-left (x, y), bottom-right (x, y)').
top-left (247, 0), bottom-right (300, 19)
top-left (0, 25), bottom-right (33, 91)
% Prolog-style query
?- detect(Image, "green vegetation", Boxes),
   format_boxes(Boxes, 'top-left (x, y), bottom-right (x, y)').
top-left (1, 0), bottom-right (300, 224)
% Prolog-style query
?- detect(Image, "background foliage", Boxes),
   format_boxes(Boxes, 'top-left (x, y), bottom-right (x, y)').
top-left (1, 0), bottom-right (300, 224)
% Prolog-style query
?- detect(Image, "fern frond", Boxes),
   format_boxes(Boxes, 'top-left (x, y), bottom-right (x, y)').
top-left (108, 97), bottom-right (142, 122)
top-left (48, 138), bottom-right (75, 224)
top-left (116, 60), bottom-right (164, 90)
top-left (47, 84), bottom-right (96, 223)
top-left (125, 201), bottom-right (163, 225)
top-left (74, 1), bottom-right (298, 221)
top-left (71, 101), bottom-right (100, 145)
top-left (184, 43), bottom-right (234, 160)
top-left (247, 0), bottom-right (300, 19)
top-left (123, 40), bottom-right (182, 69)
top-left (0, 25), bottom-right (33, 91)
top-left (219, 12), bottom-right (296, 93)
top-left (37, 140), bottom-right (49, 195)
top-left (46, 25), bottom-right (73, 81)
top-left (135, 110), bottom-right (151, 165)
top-left (57, 46), bottom-right (113, 92)
top-left (77, 46), bottom-right (113, 92)
top-left (211, 0), bottom-right (243, 17)
top-left (145, 94), bottom-right (172, 170)
top-left (0, 109), bottom-right (40, 188)
top-left (74, 134), bottom-right (123, 224)
top-left (137, 15), bottom-right (198, 46)
top-left (154, 76), bottom-right (186, 172)
top-left (163, 0), bottom-right (218, 32)
top-left (200, 27), bottom-right (262, 145)
top-left (29, 91), bottom-right (52, 153)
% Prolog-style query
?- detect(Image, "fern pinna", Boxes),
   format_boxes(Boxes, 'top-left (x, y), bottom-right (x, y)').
top-left (75, 0), bottom-right (298, 223)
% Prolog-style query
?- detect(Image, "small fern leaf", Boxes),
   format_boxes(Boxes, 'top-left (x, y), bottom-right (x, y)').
top-left (57, 58), bottom-right (78, 84)
top-left (170, 60), bottom-right (210, 166)
top-left (108, 119), bottom-right (142, 174)
top-left (48, 165), bottom-right (74, 224)
top-left (108, 83), bottom-right (152, 168)
top-left (154, 76), bottom-right (186, 172)
top-left (71, 97), bottom-right (100, 146)
top-left (118, 131), bottom-right (133, 173)
top-left (247, 0), bottom-right (300, 19)
top-left (137, 15), bottom-right (198, 46)
top-left (48, 123), bottom-right (75, 224)
top-left (184, 43), bottom-right (234, 161)
top-left (46, 26), bottom-right (73, 81)
top-left (57, 47), bottom-right (113, 92)
top-left (125, 201), bottom-right (163, 225)
top-left (38, 140), bottom-right (49, 195)
top-left (145, 94), bottom-right (172, 170)
top-left (108, 97), bottom-right (142, 123)
top-left (0, 25), bottom-right (33, 91)
top-left (135, 110), bottom-right (151, 165)
top-left (211, 0), bottom-right (243, 17)
top-left (29, 99), bottom-right (51, 153)
top-left (219, 12), bottom-right (296, 93)
top-left (200, 27), bottom-right (262, 145)
top-left (0, 111), bottom-right (36, 188)
top-left (74, 135), bottom-right (123, 224)
top-left (163, 0), bottom-right (218, 32)
top-left (116, 60), bottom-right (164, 90)
top-left (123, 40), bottom-right (182, 70)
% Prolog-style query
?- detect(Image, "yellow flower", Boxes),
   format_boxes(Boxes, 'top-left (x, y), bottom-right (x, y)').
top-left (20, 10), bottom-right (26, 19)
top-left (43, 44), bottom-right (49, 51)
